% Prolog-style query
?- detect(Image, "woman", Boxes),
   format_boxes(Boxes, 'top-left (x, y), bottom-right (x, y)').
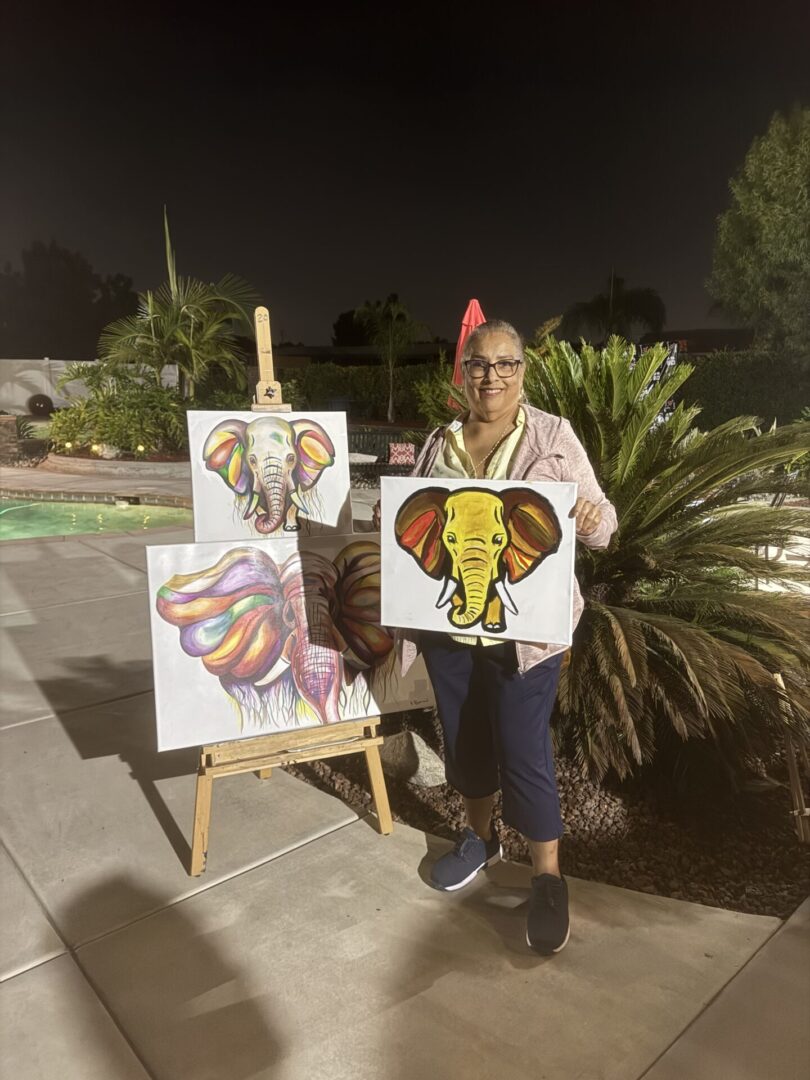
top-left (379, 320), bottom-right (617, 955)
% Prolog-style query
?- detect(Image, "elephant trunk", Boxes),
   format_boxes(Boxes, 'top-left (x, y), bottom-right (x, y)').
top-left (451, 553), bottom-right (492, 627)
top-left (254, 458), bottom-right (291, 533)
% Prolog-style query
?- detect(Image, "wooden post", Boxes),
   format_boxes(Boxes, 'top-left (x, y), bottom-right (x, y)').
top-left (364, 741), bottom-right (394, 835)
top-left (774, 673), bottom-right (810, 843)
top-left (253, 306), bottom-right (290, 412)
top-left (187, 718), bottom-right (392, 875)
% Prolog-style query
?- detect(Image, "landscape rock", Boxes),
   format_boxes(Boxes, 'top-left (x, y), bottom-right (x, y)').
top-left (379, 730), bottom-right (446, 787)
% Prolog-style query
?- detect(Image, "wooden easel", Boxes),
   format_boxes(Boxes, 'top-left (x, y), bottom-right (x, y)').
top-left (190, 717), bottom-right (393, 876)
top-left (252, 305), bottom-right (291, 412)
top-left (187, 306), bottom-right (394, 876)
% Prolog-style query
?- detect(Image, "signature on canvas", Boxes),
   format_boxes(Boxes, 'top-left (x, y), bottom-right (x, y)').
top-left (203, 416), bottom-right (335, 535)
top-left (395, 487), bottom-right (562, 633)
top-left (156, 541), bottom-right (394, 729)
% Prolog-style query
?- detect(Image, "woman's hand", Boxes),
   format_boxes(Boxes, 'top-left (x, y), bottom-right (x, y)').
top-left (569, 497), bottom-right (602, 536)
top-left (372, 499), bottom-right (381, 531)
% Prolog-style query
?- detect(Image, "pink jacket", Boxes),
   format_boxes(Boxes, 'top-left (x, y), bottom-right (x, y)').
top-left (398, 404), bottom-right (618, 675)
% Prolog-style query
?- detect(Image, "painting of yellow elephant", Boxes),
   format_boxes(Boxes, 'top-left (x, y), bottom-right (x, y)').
top-left (187, 410), bottom-right (353, 542)
top-left (380, 477), bottom-right (577, 645)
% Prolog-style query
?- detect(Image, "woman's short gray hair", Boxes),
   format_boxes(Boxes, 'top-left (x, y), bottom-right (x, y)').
top-left (461, 319), bottom-right (525, 363)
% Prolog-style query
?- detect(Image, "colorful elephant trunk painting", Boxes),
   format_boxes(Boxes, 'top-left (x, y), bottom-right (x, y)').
top-left (155, 541), bottom-right (394, 729)
top-left (202, 416), bottom-right (335, 536)
top-left (395, 487), bottom-right (562, 633)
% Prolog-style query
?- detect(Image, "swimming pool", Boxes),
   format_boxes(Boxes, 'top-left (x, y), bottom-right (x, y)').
top-left (0, 498), bottom-right (192, 540)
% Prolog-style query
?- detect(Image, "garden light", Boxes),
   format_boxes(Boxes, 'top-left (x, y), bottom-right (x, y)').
top-left (64, 441), bottom-right (72, 449)
top-left (136, 444), bottom-right (145, 453)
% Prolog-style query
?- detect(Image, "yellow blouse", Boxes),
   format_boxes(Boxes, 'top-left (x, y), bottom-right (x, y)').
top-left (430, 408), bottom-right (526, 645)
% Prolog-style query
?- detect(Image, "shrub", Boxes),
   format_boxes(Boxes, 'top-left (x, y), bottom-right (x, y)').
top-left (679, 349), bottom-right (810, 429)
top-left (283, 362), bottom-right (436, 423)
top-left (50, 361), bottom-right (188, 455)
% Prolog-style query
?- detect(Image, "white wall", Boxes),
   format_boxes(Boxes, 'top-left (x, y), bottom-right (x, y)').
top-left (0, 359), bottom-right (81, 412)
top-left (0, 359), bottom-right (179, 413)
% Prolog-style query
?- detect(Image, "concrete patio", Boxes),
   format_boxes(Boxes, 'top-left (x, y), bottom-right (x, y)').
top-left (1, 463), bottom-right (808, 1079)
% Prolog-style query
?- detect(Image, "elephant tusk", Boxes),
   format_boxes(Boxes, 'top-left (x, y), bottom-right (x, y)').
top-left (435, 577), bottom-right (458, 609)
top-left (495, 579), bottom-right (518, 614)
top-left (244, 492), bottom-right (260, 519)
top-left (253, 654), bottom-right (292, 687)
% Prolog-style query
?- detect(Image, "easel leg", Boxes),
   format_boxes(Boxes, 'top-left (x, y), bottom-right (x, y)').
top-left (190, 763), bottom-right (214, 876)
top-left (364, 742), bottom-right (393, 835)
top-left (256, 768), bottom-right (273, 780)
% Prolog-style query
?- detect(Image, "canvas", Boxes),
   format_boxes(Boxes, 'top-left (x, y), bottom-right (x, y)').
top-left (187, 410), bottom-right (353, 542)
top-left (146, 535), bottom-right (434, 751)
top-left (380, 477), bottom-right (577, 645)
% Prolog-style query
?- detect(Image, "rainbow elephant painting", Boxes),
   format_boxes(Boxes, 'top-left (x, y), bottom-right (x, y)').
top-left (187, 411), bottom-right (353, 542)
top-left (380, 478), bottom-right (577, 645)
top-left (146, 536), bottom-right (434, 751)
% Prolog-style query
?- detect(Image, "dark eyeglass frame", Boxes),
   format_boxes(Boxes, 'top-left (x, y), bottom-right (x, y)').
top-left (462, 358), bottom-right (523, 380)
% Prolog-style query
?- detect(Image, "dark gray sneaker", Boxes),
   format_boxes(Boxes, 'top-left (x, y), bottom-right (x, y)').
top-left (430, 827), bottom-right (502, 891)
top-left (526, 873), bottom-right (570, 954)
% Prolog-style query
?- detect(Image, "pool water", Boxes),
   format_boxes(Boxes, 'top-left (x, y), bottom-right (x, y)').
top-left (0, 499), bottom-right (192, 540)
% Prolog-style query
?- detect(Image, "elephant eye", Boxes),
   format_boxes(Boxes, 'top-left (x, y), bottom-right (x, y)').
top-left (446, 533), bottom-right (457, 544)
top-left (287, 453), bottom-right (296, 464)
top-left (493, 533), bottom-right (505, 545)
top-left (248, 454), bottom-right (257, 466)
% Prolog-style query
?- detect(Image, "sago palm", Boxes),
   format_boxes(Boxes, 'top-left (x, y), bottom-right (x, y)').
top-left (98, 210), bottom-right (259, 399)
top-left (521, 336), bottom-right (810, 783)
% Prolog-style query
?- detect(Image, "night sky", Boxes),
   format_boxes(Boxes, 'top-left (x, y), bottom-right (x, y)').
top-left (3, 2), bottom-right (809, 345)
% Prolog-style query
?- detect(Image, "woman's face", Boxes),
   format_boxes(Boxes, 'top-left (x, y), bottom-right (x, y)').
top-left (463, 330), bottom-right (524, 423)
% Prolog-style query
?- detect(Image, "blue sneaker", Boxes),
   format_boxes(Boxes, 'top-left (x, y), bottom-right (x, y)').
top-left (430, 827), bottom-right (502, 891)
top-left (526, 873), bottom-right (570, 954)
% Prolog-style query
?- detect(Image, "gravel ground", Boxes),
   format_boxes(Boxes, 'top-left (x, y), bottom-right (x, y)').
top-left (286, 709), bottom-right (810, 919)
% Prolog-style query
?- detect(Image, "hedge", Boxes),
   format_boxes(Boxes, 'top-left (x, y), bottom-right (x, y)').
top-left (678, 350), bottom-right (810, 428)
top-left (280, 362), bottom-right (436, 424)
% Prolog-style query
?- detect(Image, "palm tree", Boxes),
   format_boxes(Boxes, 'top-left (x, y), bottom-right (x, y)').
top-left (521, 336), bottom-right (809, 784)
top-left (560, 273), bottom-right (666, 342)
top-left (98, 210), bottom-right (259, 399)
top-left (355, 294), bottom-right (422, 423)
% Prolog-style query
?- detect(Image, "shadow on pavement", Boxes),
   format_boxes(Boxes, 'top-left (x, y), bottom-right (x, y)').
top-left (71, 876), bottom-right (286, 1079)
top-left (37, 658), bottom-right (196, 869)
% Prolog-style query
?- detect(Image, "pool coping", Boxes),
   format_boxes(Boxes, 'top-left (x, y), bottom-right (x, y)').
top-left (0, 487), bottom-right (192, 509)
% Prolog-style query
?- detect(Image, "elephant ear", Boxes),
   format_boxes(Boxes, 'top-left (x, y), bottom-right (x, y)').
top-left (394, 488), bottom-right (449, 579)
top-left (202, 419), bottom-right (252, 496)
top-left (156, 547), bottom-right (287, 683)
top-left (291, 419), bottom-right (335, 490)
top-left (500, 489), bottom-right (563, 583)
top-left (332, 541), bottom-right (394, 667)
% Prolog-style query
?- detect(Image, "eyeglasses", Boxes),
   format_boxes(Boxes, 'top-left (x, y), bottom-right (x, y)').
top-left (463, 358), bottom-right (523, 380)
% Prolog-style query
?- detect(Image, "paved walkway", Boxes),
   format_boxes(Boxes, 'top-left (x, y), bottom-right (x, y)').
top-left (0, 468), bottom-right (808, 1078)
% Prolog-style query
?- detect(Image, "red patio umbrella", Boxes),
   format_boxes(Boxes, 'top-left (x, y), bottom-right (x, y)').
top-left (448, 298), bottom-right (486, 409)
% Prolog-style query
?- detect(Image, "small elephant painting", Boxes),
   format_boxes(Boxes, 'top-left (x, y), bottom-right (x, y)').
top-left (382, 479), bottom-right (576, 643)
top-left (188, 411), bottom-right (352, 542)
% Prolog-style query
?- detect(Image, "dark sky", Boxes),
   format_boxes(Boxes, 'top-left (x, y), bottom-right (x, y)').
top-left (3, 2), bottom-right (809, 344)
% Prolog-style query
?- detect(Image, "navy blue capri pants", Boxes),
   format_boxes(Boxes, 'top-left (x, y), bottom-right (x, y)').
top-left (421, 633), bottom-right (564, 842)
